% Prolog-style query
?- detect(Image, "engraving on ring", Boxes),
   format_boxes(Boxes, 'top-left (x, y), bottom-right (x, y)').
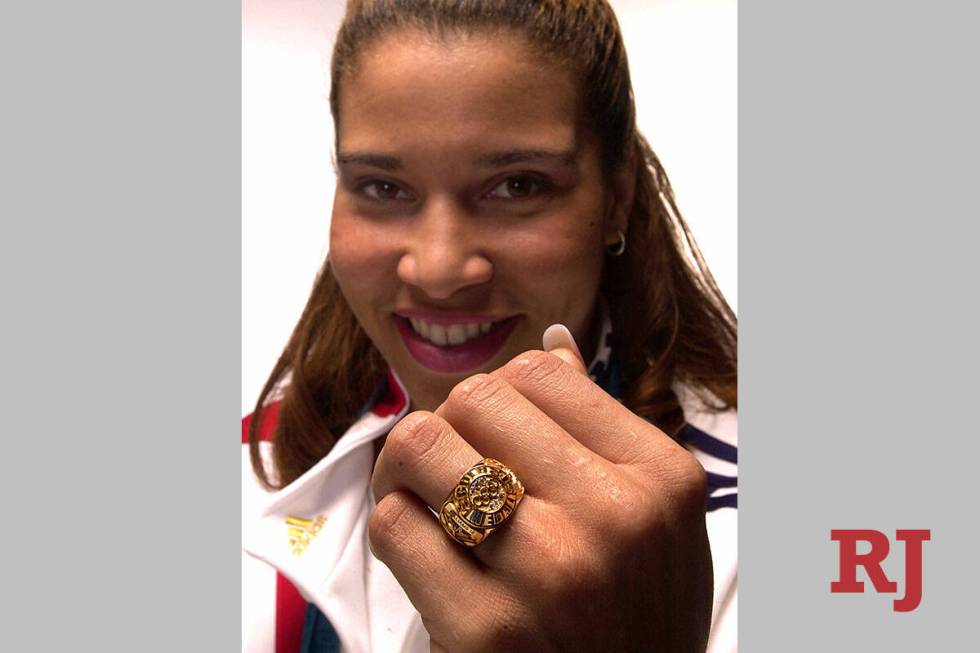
top-left (469, 475), bottom-right (507, 512)
top-left (440, 458), bottom-right (525, 547)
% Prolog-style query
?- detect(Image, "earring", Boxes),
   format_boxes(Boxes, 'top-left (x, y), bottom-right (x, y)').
top-left (607, 231), bottom-right (626, 257)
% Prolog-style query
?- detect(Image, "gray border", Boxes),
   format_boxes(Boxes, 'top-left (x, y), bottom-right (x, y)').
top-left (6, 0), bottom-right (980, 649)
top-left (741, 0), bottom-right (980, 649)
top-left (0, 2), bottom-right (240, 650)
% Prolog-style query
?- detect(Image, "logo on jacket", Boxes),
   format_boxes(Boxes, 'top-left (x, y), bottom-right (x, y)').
top-left (286, 514), bottom-right (326, 556)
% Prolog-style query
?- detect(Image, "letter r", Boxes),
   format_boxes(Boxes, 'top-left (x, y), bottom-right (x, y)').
top-left (831, 529), bottom-right (898, 593)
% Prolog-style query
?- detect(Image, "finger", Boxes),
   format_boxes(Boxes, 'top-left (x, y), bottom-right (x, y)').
top-left (372, 410), bottom-right (556, 573)
top-left (368, 491), bottom-right (488, 647)
top-left (373, 411), bottom-right (482, 511)
top-left (541, 323), bottom-right (588, 375)
top-left (494, 349), bottom-right (685, 469)
top-left (546, 347), bottom-right (586, 374)
top-left (435, 372), bottom-right (614, 501)
top-left (463, 495), bottom-right (568, 573)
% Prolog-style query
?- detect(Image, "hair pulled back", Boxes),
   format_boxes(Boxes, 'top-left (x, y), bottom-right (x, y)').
top-left (249, 0), bottom-right (737, 489)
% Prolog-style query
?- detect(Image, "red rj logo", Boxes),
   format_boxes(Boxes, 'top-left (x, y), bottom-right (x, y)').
top-left (830, 529), bottom-right (931, 612)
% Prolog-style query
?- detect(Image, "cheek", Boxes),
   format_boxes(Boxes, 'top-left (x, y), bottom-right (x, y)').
top-left (328, 214), bottom-right (399, 308)
top-left (499, 217), bottom-right (605, 288)
top-left (488, 219), bottom-right (605, 334)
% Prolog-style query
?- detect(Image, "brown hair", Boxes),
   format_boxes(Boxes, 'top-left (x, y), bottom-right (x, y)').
top-left (249, 0), bottom-right (737, 489)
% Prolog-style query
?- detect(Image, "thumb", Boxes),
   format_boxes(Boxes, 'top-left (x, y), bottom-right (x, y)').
top-left (542, 324), bottom-right (588, 375)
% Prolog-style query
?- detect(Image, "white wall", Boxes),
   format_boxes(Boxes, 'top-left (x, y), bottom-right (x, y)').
top-left (242, 0), bottom-right (737, 414)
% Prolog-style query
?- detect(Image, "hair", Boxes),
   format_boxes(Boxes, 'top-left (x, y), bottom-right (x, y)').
top-left (249, 0), bottom-right (737, 489)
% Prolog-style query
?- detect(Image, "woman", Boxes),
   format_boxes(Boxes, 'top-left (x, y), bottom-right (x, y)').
top-left (243, 1), bottom-right (737, 652)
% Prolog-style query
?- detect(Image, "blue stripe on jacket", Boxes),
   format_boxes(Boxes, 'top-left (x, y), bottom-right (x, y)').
top-left (679, 424), bottom-right (737, 464)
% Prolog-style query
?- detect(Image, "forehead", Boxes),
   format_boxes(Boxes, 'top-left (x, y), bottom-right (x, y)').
top-left (337, 29), bottom-right (583, 157)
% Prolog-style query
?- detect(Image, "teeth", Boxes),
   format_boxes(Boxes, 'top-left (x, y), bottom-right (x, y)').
top-left (407, 317), bottom-right (501, 346)
top-left (447, 324), bottom-right (466, 345)
top-left (429, 324), bottom-right (448, 346)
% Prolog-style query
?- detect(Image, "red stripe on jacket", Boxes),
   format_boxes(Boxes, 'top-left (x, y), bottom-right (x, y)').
top-left (274, 573), bottom-right (307, 653)
top-left (243, 402), bottom-right (306, 653)
top-left (372, 368), bottom-right (407, 417)
top-left (243, 370), bottom-right (406, 651)
top-left (242, 402), bottom-right (281, 444)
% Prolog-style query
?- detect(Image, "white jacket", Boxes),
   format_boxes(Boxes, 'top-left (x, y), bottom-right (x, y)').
top-left (242, 368), bottom-right (737, 653)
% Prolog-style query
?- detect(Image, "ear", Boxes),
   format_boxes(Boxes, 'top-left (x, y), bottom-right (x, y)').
top-left (603, 151), bottom-right (637, 247)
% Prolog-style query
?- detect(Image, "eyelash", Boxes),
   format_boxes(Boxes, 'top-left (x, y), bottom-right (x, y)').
top-left (355, 179), bottom-right (414, 203)
top-left (483, 174), bottom-right (553, 200)
top-left (352, 173), bottom-right (554, 205)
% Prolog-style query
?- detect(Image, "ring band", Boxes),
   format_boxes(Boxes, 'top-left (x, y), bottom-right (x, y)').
top-left (439, 458), bottom-right (525, 547)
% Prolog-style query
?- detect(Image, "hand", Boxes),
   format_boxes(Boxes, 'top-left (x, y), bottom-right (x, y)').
top-left (370, 346), bottom-right (712, 653)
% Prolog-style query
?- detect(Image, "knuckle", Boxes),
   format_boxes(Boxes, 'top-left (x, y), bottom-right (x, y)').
top-left (610, 486), bottom-right (650, 526)
top-left (368, 492), bottom-right (414, 556)
top-left (502, 349), bottom-right (566, 389)
top-left (666, 449), bottom-right (709, 510)
top-left (384, 411), bottom-right (447, 470)
top-left (685, 454), bottom-right (710, 494)
top-left (447, 373), bottom-right (507, 411)
top-left (620, 497), bottom-right (664, 543)
top-left (628, 446), bottom-right (709, 519)
top-left (599, 475), bottom-right (665, 543)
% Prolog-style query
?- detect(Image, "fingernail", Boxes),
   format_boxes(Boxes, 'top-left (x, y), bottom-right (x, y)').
top-left (542, 323), bottom-right (583, 360)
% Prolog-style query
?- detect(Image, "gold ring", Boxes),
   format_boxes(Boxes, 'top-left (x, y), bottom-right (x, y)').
top-left (439, 458), bottom-right (525, 547)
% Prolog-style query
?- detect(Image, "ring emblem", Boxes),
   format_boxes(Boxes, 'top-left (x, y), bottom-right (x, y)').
top-left (439, 458), bottom-right (525, 547)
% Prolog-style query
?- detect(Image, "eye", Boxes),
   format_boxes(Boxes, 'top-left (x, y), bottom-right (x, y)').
top-left (485, 174), bottom-right (551, 200)
top-left (358, 180), bottom-right (413, 202)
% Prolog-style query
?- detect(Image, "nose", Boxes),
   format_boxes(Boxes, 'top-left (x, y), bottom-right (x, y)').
top-left (396, 197), bottom-right (493, 300)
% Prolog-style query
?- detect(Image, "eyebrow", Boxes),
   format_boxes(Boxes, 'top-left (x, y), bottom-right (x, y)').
top-left (336, 148), bottom-right (578, 172)
top-left (336, 152), bottom-right (403, 171)
top-left (477, 149), bottom-right (578, 168)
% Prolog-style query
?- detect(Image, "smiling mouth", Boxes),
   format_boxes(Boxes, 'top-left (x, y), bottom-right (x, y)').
top-left (405, 317), bottom-right (498, 346)
top-left (393, 314), bottom-right (522, 374)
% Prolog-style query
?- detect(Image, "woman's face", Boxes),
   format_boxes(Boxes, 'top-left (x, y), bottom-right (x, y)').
top-left (329, 29), bottom-right (624, 410)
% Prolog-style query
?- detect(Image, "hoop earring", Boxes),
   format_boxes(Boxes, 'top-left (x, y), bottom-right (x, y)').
top-left (607, 231), bottom-right (626, 257)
